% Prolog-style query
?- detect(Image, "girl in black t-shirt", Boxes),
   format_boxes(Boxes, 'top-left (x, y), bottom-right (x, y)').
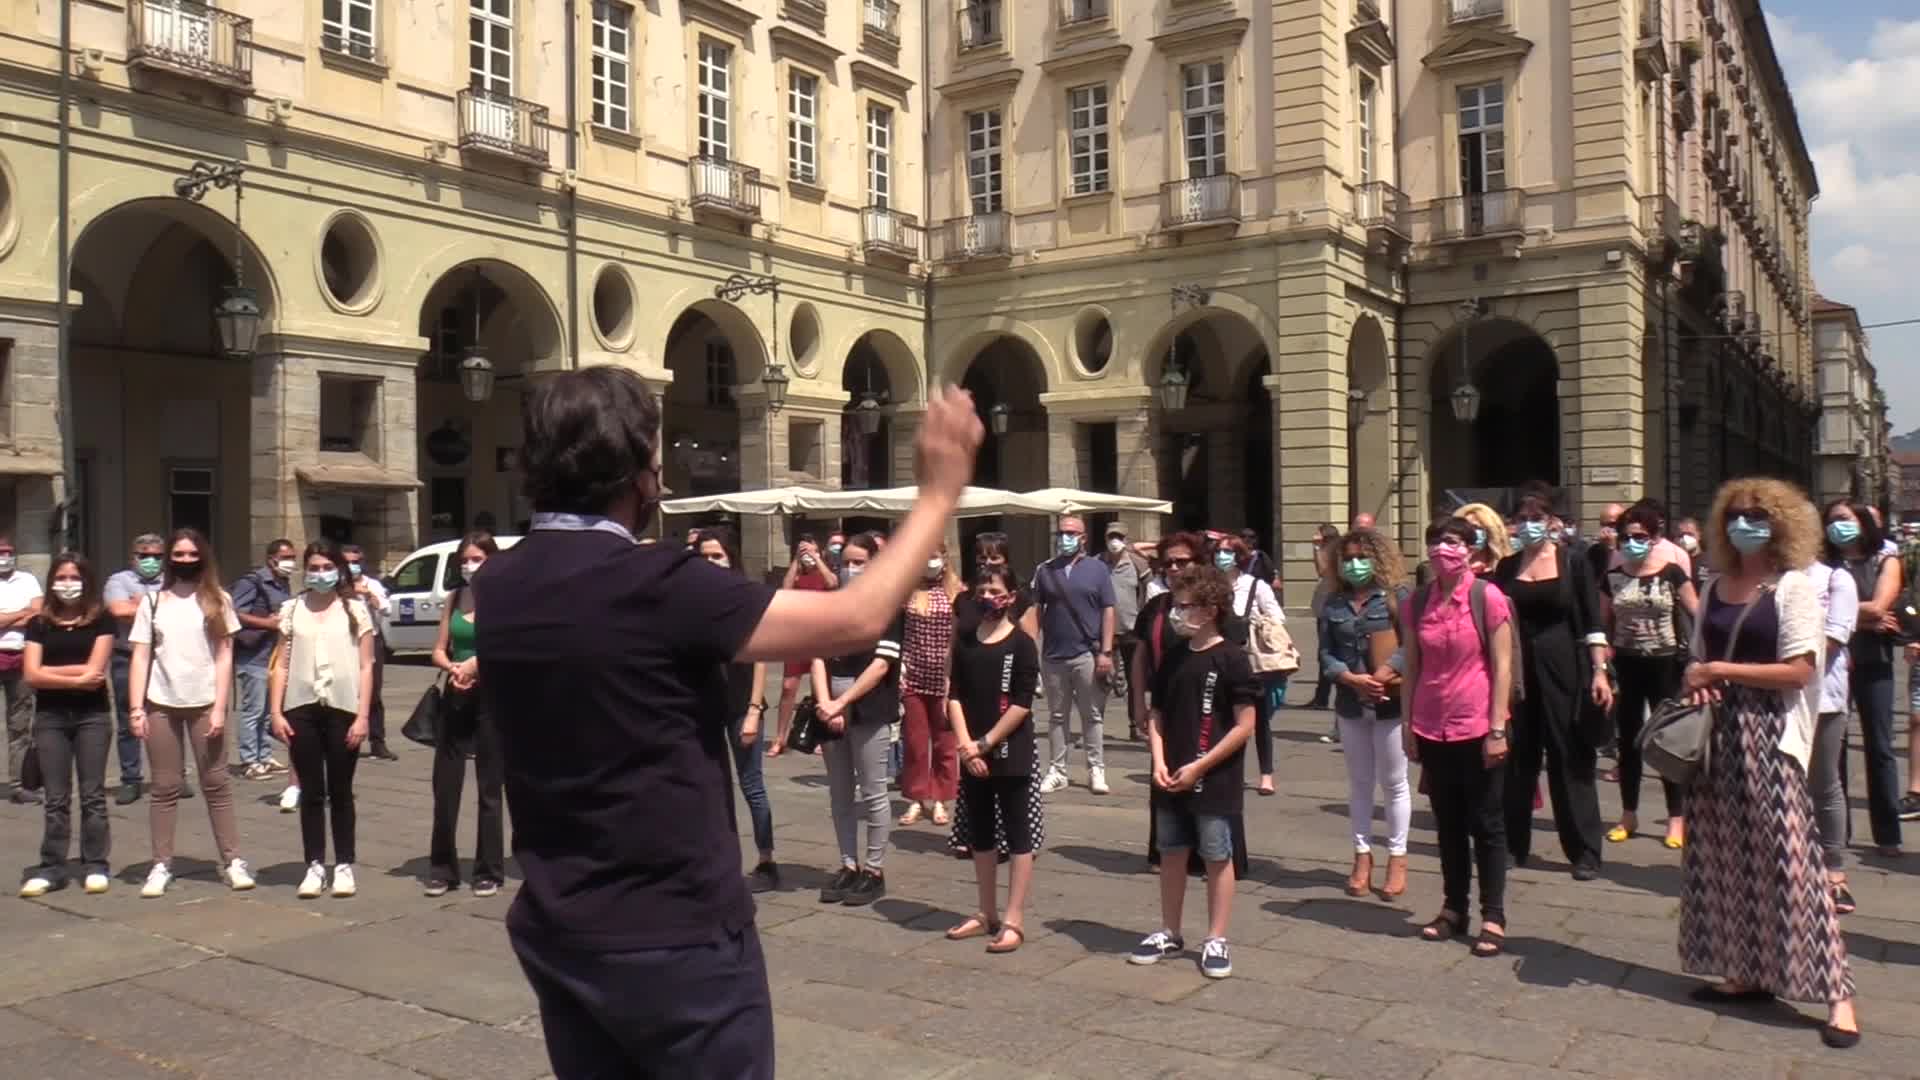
top-left (943, 567), bottom-right (1041, 954)
top-left (21, 554), bottom-right (116, 897)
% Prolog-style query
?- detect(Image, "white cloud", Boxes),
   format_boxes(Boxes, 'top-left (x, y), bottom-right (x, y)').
top-left (1829, 244), bottom-right (1882, 274)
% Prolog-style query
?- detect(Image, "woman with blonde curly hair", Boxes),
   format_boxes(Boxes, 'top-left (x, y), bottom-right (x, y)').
top-left (1316, 527), bottom-right (1413, 897)
top-left (1456, 503), bottom-right (1512, 575)
top-left (1679, 477), bottom-right (1859, 1048)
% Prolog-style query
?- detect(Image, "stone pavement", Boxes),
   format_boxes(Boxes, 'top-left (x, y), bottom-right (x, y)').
top-left (2, 658), bottom-right (1919, 1079)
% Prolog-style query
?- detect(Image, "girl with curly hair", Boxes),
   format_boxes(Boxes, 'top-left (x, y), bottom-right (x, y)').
top-left (1679, 477), bottom-right (1859, 1048)
top-left (1317, 527), bottom-right (1412, 898)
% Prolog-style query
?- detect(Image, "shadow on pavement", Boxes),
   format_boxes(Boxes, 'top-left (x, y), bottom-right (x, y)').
top-left (1042, 917), bottom-right (1140, 955)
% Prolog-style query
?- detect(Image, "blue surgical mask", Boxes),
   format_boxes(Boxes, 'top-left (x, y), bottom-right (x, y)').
top-left (1827, 520), bottom-right (1861, 547)
top-left (135, 556), bottom-right (163, 579)
top-left (844, 563), bottom-right (864, 581)
top-left (1339, 558), bottom-right (1374, 585)
top-left (1214, 550), bottom-right (1237, 571)
top-left (305, 570), bottom-right (339, 591)
top-left (347, 562), bottom-right (363, 577)
top-left (1727, 516), bottom-right (1773, 555)
top-left (1515, 521), bottom-right (1549, 548)
top-left (1622, 538), bottom-right (1651, 562)
top-left (1058, 533), bottom-right (1081, 557)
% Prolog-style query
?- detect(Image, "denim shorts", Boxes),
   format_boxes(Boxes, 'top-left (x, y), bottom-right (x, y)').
top-left (1154, 804), bottom-right (1232, 863)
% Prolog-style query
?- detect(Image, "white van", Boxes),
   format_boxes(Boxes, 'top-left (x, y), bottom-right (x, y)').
top-left (380, 535), bottom-right (523, 654)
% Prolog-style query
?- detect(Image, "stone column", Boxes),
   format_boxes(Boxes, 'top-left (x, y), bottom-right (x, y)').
top-left (0, 310), bottom-right (63, 575)
top-left (1569, 278), bottom-right (1647, 530)
top-left (890, 405), bottom-right (924, 491)
top-left (733, 387), bottom-right (783, 576)
top-left (1113, 409), bottom-right (1163, 542)
top-left (1269, 365), bottom-right (1344, 607)
top-left (249, 348), bottom-right (297, 554)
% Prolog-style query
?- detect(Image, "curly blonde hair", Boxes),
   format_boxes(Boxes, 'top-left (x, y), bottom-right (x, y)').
top-left (1705, 476), bottom-right (1821, 572)
top-left (1325, 527), bottom-right (1407, 592)
top-left (1456, 502), bottom-right (1512, 560)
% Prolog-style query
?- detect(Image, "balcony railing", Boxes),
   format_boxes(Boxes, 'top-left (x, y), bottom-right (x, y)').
top-left (457, 87), bottom-right (550, 163)
top-left (1352, 181), bottom-right (1409, 232)
top-left (932, 212), bottom-right (1011, 262)
top-left (1448, 0), bottom-right (1502, 23)
top-left (320, 29), bottom-right (380, 64)
top-left (1059, 0), bottom-right (1109, 28)
top-left (689, 156), bottom-right (763, 220)
top-left (1717, 290), bottom-right (1747, 331)
top-left (127, 0), bottom-right (253, 89)
top-left (1640, 194), bottom-right (1681, 247)
top-left (862, 0), bottom-right (900, 43)
top-left (1161, 174), bottom-right (1241, 229)
top-left (1430, 189), bottom-right (1524, 240)
top-left (861, 206), bottom-right (923, 260)
top-left (958, 4), bottom-right (1002, 51)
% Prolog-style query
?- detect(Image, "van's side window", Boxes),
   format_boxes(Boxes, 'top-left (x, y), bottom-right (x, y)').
top-left (388, 555), bottom-right (439, 593)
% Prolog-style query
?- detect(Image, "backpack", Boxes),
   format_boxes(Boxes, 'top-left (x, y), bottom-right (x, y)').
top-left (1408, 578), bottom-right (1524, 705)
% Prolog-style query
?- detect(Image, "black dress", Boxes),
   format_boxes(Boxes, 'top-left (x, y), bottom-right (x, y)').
top-left (1494, 546), bottom-right (1606, 871)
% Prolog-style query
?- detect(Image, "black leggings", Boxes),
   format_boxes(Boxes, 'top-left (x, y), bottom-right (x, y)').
top-left (430, 694), bottom-right (505, 885)
top-left (961, 774), bottom-right (1037, 855)
top-left (1613, 654), bottom-right (1684, 817)
top-left (287, 705), bottom-right (359, 865)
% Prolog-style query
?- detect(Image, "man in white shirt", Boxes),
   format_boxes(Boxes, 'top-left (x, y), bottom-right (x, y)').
top-left (0, 535), bottom-right (45, 803)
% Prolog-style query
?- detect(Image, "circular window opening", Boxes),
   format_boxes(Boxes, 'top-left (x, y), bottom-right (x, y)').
top-left (592, 265), bottom-right (636, 349)
top-left (319, 213), bottom-right (380, 310)
top-left (789, 304), bottom-right (822, 375)
top-left (1074, 308), bottom-right (1113, 374)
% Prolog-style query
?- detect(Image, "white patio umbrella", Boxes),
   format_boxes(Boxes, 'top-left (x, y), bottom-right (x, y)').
top-left (1019, 487), bottom-right (1174, 516)
top-left (798, 485), bottom-right (1055, 519)
top-left (660, 485), bottom-right (837, 516)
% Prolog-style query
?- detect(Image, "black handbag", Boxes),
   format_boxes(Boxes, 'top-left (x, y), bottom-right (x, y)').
top-left (784, 699), bottom-right (837, 755)
top-left (401, 681), bottom-right (444, 747)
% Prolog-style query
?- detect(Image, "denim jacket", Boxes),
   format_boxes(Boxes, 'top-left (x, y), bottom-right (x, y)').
top-left (1316, 585), bottom-right (1408, 720)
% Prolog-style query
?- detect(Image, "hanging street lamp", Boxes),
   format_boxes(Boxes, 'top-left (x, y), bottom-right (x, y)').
top-left (174, 160), bottom-right (260, 360)
top-left (459, 269), bottom-right (495, 403)
top-left (1450, 298), bottom-right (1485, 424)
top-left (761, 361), bottom-right (791, 413)
top-left (987, 401), bottom-right (1010, 435)
top-left (1156, 366), bottom-right (1191, 412)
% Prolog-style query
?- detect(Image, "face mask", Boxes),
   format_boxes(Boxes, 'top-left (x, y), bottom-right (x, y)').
top-left (844, 563), bottom-right (865, 581)
top-left (1622, 538), bottom-right (1652, 562)
top-left (1107, 537), bottom-right (1125, 555)
top-left (980, 592), bottom-right (1014, 616)
top-left (306, 570), bottom-right (339, 591)
top-left (800, 554), bottom-right (817, 568)
top-left (461, 560), bottom-right (483, 581)
top-left (1727, 517), bottom-right (1772, 555)
top-left (1427, 543), bottom-right (1469, 577)
top-left (171, 560), bottom-right (204, 581)
top-left (1561, 527), bottom-right (1579, 544)
top-left (1828, 520), bottom-right (1862, 547)
top-left (1678, 534), bottom-right (1699, 553)
top-left (1339, 558), bottom-right (1374, 585)
top-left (0, 556), bottom-right (15, 575)
top-left (136, 556), bottom-right (163, 579)
top-left (828, 543), bottom-right (844, 558)
top-left (51, 581), bottom-right (83, 602)
top-left (1514, 521), bottom-right (1549, 548)
top-left (925, 558), bottom-right (945, 577)
top-left (1473, 528), bottom-right (1488, 551)
top-left (1058, 533), bottom-right (1081, 557)
top-left (348, 562), bottom-right (363, 577)
top-left (1169, 605), bottom-right (1200, 638)
top-left (274, 558), bottom-right (296, 577)
top-left (1214, 550), bottom-right (1237, 571)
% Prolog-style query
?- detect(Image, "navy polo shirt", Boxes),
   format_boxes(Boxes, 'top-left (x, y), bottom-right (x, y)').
top-left (476, 528), bottom-right (775, 949)
top-left (1029, 554), bottom-right (1116, 662)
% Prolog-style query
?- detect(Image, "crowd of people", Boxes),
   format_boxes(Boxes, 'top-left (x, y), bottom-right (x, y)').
top-left (0, 363), bottom-right (1888, 1071)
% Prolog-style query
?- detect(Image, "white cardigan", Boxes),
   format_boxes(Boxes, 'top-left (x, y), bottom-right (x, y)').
top-left (1688, 568), bottom-right (1823, 771)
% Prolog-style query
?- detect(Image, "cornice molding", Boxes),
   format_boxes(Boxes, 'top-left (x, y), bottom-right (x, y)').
top-left (1421, 26), bottom-right (1533, 73)
top-left (1148, 16), bottom-right (1251, 57)
top-left (1347, 19), bottom-right (1396, 70)
top-left (934, 64), bottom-right (1022, 103)
top-left (850, 59), bottom-right (916, 105)
top-left (1039, 43), bottom-right (1133, 80)
top-left (681, 0), bottom-right (759, 39)
top-left (767, 25), bottom-right (843, 71)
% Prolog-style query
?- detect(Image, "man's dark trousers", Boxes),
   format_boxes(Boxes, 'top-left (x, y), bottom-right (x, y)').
top-left (511, 923), bottom-right (773, 1079)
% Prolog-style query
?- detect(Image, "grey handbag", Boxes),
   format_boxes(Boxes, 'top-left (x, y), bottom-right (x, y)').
top-left (1639, 579), bottom-right (1773, 788)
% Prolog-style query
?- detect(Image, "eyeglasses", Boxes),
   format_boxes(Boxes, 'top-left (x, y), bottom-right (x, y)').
top-left (1166, 556), bottom-right (1194, 568)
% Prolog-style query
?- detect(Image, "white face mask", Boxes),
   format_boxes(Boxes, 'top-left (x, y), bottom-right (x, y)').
top-left (51, 581), bottom-right (83, 601)
top-left (926, 557), bottom-right (945, 576)
top-left (0, 556), bottom-right (16, 574)
top-left (1107, 537), bottom-right (1125, 555)
top-left (1679, 534), bottom-right (1699, 553)
top-left (461, 560), bottom-right (483, 581)
top-left (274, 558), bottom-right (296, 577)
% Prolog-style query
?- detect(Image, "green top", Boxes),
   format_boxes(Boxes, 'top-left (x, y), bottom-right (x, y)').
top-left (448, 608), bottom-right (477, 663)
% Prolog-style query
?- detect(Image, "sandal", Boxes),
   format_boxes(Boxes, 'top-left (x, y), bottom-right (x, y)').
top-left (945, 915), bottom-right (1000, 941)
top-left (1472, 925), bottom-right (1506, 958)
top-left (1419, 912), bottom-right (1467, 942)
top-left (1606, 824), bottom-right (1632, 844)
top-left (986, 925), bottom-right (1025, 954)
top-left (898, 803), bottom-right (925, 827)
top-left (1833, 880), bottom-right (1857, 915)
top-left (931, 802), bottom-right (950, 827)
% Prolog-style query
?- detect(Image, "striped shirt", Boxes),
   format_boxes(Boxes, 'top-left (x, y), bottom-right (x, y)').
top-left (826, 612), bottom-right (905, 726)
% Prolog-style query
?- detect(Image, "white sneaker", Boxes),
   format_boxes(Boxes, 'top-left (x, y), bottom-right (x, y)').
top-left (330, 864), bottom-right (357, 898)
top-left (1089, 766), bottom-right (1110, 795)
top-left (83, 873), bottom-right (109, 895)
top-left (1039, 768), bottom-right (1069, 795)
top-left (224, 858), bottom-right (256, 891)
top-left (140, 862), bottom-right (172, 899)
top-left (278, 785), bottom-right (301, 812)
top-left (18, 876), bottom-right (51, 898)
top-left (297, 862), bottom-right (327, 899)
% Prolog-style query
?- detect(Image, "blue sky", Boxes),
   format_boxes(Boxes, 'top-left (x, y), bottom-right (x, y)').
top-left (1764, 1), bottom-right (1920, 434)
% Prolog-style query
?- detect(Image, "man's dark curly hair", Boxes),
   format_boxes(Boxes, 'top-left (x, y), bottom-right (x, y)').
top-left (520, 365), bottom-right (663, 514)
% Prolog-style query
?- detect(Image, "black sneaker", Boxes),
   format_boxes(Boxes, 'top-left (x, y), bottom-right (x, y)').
top-left (1898, 793), bottom-right (1920, 822)
top-left (1571, 861), bottom-right (1600, 882)
top-left (1128, 930), bottom-right (1184, 965)
top-left (1199, 936), bottom-right (1233, 979)
top-left (819, 867), bottom-right (858, 904)
top-left (841, 870), bottom-right (885, 907)
top-left (748, 861), bottom-right (780, 894)
top-left (115, 782), bottom-right (144, 806)
top-left (370, 740), bottom-right (399, 762)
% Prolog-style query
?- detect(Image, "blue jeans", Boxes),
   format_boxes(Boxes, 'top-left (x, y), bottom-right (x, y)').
top-left (1854, 664), bottom-right (1901, 849)
top-left (233, 666), bottom-right (272, 767)
top-left (728, 715), bottom-right (774, 857)
top-left (110, 651), bottom-right (143, 785)
top-left (1153, 804), bottom-right (1232, 862)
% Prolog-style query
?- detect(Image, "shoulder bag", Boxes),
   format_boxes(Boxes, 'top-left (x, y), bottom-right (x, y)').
top-left (1639, 578), bottom-right (1773, 788)
top-left (784, 699), bottom-right (839, 755)
top-left (1239, 581), bottom-right (1301, 675)
top-left (401, 679), bottom-right (445, 747)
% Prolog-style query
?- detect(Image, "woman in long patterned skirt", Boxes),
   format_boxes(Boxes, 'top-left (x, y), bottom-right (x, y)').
top-left (1678, 476), bottom-right (1859, 1050)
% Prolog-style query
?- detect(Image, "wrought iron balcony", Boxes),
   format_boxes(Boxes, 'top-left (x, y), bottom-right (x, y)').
top-left (127, 0), bottom-right (253, 89)
top-left (688, 157), bottom-right (763, 220)
top-left (457, 87), bottom-right (550, 163)
top-left (320, 29), bottom-right (380, 64)
top-left (958, 3), bottom-right (1003, 51)
top-left (862, 0), bottom-right (900, 43)
top-left (1059, 0), bottom-right (1109, 29)
top-left (1448, 0), bottom-right (1502, 23)
top-left (1161, 174), bottom-right (1241, 230)
top-left (861, 206), bottom-right (923, 261)
top-left (1716, 290), bottom-right (1747, 331)
top-left (1430, 189), bottom-right (1524, 240)
top-left (932, 212), bottom-right (1011, 262)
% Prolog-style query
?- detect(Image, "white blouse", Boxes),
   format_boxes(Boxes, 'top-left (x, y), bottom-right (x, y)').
top-left (278, 597), bottom-right (373, 714)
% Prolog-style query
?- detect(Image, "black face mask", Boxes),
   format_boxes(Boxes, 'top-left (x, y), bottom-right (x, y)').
top-left (171, 560), bottom-right (204, 581)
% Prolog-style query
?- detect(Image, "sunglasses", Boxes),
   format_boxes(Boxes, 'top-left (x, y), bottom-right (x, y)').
top-left (1725, 508), bottom-right (1772, 523)
top-left (1166, 556), bottom-right (1195, 568)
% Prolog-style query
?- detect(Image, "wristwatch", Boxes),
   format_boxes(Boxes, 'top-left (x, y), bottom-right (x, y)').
top-left (1488, 729), bottom-right (1509, 741)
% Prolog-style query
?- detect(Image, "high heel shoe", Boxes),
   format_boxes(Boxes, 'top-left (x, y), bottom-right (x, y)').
top-left (1381, 855), bottom-right (1408, 899)
top-left (1346, 852), bottom-right (1374, 897)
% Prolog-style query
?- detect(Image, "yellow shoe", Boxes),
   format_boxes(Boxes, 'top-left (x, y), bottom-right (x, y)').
top-left (1606, 825), bottom-right (1632, 843)
top-left (1664, 835), bottom-right (1685, 850)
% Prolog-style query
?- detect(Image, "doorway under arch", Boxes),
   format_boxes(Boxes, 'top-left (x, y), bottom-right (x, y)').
top-left (1427, 318), bottom-right (1561, 513)
top-left (955, 334), bottom-right (1050, 568)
